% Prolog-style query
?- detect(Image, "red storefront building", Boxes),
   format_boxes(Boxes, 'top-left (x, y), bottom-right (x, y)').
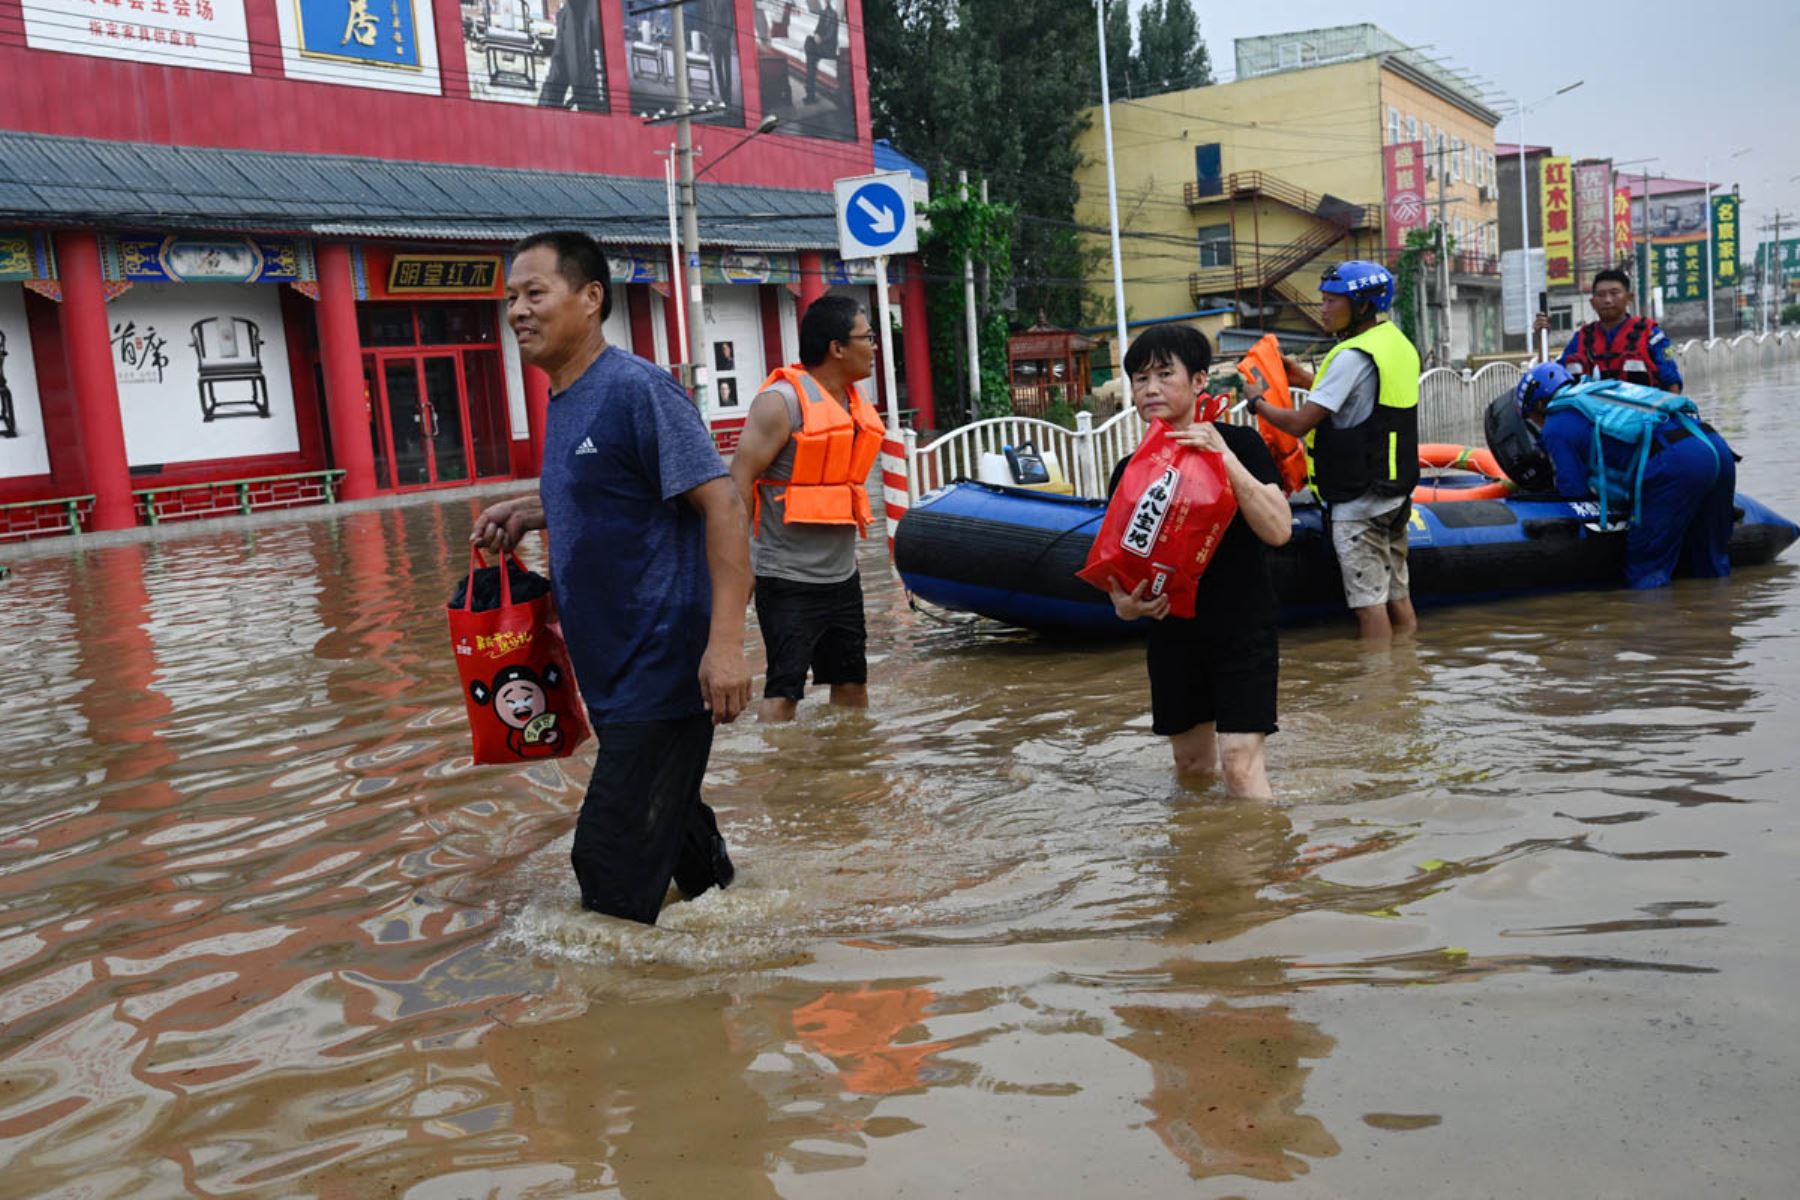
top-left (0, 0), bottom-right (935, 536)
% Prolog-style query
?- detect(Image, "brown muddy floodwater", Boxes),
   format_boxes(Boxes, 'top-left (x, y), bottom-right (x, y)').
top-left (2, 366), bottom-right (1798, 1199)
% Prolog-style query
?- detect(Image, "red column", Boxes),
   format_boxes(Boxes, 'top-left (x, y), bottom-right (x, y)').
top-left (901, 257), bottom-right (936, 432)
top-left (524, 365), bottom-right (552, 477)
top-left (53, 232), bottom-right (134, 531)
top-left (315, 243), bottom-right (378, 501)
top-left (798, 250), bottom-right (828, 318)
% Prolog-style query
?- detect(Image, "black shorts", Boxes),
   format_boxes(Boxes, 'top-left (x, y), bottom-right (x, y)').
top-left (1145, 620), bottom-right (1280, 737)
top-left (754, 573), bottom-right (868, 701)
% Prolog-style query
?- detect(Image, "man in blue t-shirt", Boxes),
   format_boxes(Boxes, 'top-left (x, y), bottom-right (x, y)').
top-left (472, 231), bottom-right (752, 925)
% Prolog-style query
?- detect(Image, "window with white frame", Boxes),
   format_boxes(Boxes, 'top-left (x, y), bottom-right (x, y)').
top-left (1452, 138), bottom-right (1463, 182)
top-left (1406, 115), bottom-right (1419, 141)
top-left (1197, 224), bottom-right (1232, 268)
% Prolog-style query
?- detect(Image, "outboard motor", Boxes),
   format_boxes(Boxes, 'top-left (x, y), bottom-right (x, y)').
top-left (1484, 391), bottom-right (1555, 493)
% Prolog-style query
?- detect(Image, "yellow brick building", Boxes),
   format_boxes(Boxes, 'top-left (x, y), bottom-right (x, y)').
top-left (1076, 25), bottom-right (1504, 364)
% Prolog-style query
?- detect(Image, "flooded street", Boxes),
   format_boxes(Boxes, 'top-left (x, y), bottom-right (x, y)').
top-left (3, 365), bottom-right (1798, 1199)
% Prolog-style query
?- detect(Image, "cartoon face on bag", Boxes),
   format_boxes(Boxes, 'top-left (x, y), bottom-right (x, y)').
top-left (469, 663), bottom-right (566, 755)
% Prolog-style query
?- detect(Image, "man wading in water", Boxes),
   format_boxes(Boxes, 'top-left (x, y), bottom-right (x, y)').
top-left (471, 231), bottom-right (752, 924)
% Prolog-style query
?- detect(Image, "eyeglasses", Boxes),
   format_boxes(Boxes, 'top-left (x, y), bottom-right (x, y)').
top-left (842, 332), bottom-right (879, 345)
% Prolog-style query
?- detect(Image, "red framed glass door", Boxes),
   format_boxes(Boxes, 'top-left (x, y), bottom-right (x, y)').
top-left (368, 352), bottom-right (473, 489)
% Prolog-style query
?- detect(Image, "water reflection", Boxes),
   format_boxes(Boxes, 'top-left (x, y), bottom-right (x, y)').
top-left (0, 364), bottom-right (1794, 1196)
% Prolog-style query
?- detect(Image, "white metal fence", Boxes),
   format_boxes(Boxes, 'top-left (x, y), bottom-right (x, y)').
top-left (903, 331), bottom-right (1800, 502)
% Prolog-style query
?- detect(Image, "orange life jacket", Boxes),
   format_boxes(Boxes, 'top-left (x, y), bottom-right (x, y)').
top-left (754, 366), bottom-right (887, 535)
top-left (1235, 334), bottom-right (1308, 495)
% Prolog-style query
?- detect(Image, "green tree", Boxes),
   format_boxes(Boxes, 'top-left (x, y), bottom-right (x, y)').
top-left (865, 0), bottom-right (1100, 422)
top-left (1133, 0), bottom-right (1211, 95)
top-left (1103, 0), bottom-right (1134, 99)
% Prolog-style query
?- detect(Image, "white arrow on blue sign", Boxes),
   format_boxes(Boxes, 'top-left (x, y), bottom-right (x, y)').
top-left (834, 170), bottom-right (918, 259)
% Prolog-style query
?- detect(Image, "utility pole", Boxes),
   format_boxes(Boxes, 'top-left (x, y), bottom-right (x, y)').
top-left (960, 169), bottom-right (980, 413)
top-left (1434, 135), bottom-right (1451, 366)
top-left (1094, 0), bottom-right (1130, 364)
top-left (638, 0), bottom-right (713, 412)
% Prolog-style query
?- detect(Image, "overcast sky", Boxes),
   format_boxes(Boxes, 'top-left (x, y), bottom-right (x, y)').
top-left (1141, 0), bottom-right (1800, 248)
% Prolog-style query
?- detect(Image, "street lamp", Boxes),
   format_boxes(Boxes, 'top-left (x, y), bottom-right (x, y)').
top-left (1702, 146), bottom-right (1751, 342)
top-left (1094, 0), bottom-right (1129, 363)
top-left (696, 114), bottom-right (780, 180)
top-left (1508, 80), bottom-right (1582, 359)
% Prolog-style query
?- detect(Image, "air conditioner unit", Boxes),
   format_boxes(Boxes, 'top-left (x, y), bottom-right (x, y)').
top-left (1479, 184), bottom-right (1498, 202)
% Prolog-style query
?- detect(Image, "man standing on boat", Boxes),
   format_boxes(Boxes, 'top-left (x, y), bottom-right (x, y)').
top-left (470, 231), bottom-right (752, 925)
top-left (1107, 324), bottom-right (1292, 797)
top-left (1533, 269), bottom-right (1683, 393)
top-left (729, 295), bottom-right (884, 722)
top-left (1244, 260), bottom-right (1422, 640)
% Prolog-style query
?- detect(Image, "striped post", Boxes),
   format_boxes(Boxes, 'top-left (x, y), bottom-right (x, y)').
top-left (881, 435), bottom-right (909, 559)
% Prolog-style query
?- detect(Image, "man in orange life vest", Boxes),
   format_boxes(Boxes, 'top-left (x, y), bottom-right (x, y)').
top-left (729, 295), bottom-right (885, 722)
top-left (1533, 268), bottom-right (1684, 392)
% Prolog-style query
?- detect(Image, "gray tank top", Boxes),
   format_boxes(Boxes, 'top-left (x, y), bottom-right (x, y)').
top-left (750, 378), bottom-right (861, 584)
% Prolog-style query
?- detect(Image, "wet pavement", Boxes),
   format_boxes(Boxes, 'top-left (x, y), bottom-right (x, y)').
top-left (2, 364), bottom-right (1797, 1198)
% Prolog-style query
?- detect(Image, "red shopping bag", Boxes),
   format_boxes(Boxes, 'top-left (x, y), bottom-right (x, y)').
top-left (448, 549), bottom-right (590, 764)
top-left (1075, 414), bottom-right (1238, 619)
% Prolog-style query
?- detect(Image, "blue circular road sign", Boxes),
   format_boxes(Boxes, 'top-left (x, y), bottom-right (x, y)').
top-left (845, 181), bottom-right (907, 250)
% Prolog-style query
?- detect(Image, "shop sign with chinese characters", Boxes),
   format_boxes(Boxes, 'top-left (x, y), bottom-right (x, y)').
top-left (386, 254), bottom-right (502, 296)
top-left (1383, 141), bottom-right (1428, 253)
top-left (1655, 241), bottom-right (1707, 303)
top-left (1539, 156), bottom-right (1576, 288)
top-left (1613, 186), bottom-right (1633, 269)
top-left (275, 0), bottom-right (440, 94)
top-left (1712, 195), bottom-right (1740, 288)
top-left (1573, 162), bottom-right (1614, 290)
top-left (21, 0), bottom-right (250, 73)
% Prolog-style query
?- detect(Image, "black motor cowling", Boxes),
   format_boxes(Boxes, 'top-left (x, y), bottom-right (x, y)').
top-left (1484, 391), bottom-right (1555, 493)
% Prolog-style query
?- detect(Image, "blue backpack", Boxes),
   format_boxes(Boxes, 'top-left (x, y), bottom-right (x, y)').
top-left (1543, 380), bottom-right (1718, 527)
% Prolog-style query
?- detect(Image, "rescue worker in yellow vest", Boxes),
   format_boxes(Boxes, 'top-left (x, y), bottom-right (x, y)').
top-left (729, 295), bottom-right (885, 721)
top-left (1244, 260), bottom-right (1423, 640)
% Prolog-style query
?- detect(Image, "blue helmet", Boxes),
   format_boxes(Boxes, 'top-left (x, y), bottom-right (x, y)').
top-left (1515, 361), bottom-right (1573, 417)
top-left (1319, 260), bottom-right (1395, 312)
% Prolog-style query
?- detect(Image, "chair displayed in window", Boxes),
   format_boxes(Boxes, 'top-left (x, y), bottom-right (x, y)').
top-left (190, 316), bottom-right (271, 421)
top-left (0, 329), bottom-right (16, 439)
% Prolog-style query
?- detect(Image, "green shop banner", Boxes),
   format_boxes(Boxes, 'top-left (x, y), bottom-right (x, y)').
top-left (102, 234), bottom-right (317, 284)
top-left (1712, 195), bottom-right (1740, 288)
top-left (1652, 240), bottom-right (1707, 303)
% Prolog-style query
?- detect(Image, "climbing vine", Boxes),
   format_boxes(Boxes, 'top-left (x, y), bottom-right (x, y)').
top-left (920, 183), bottom-right (1016, 423)
top-left (1391, 225), bottom-right (1454, 351)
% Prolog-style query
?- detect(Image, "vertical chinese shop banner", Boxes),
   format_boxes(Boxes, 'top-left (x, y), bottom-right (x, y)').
top-left (1540, 156), bottom-right (1575, 288)
top-left (1613, 184), bottom-right (1634, 270)
top-left (1572, 161), bottom-right (1613, 291)
top-left (21, 0), bottom-right (250, 73)
top-left (1383, 141), bottom-right (1428, 253)
top-left (1712, 194), bottom-right (1740, 289)
top-left (275, 0), bottom-right (442, 94)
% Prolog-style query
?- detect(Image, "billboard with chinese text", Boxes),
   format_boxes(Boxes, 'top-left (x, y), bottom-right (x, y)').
top-left (1383, 141), bottom-right (1427, 253)
top-left (1652, 241), bottom-right (1706, 303)
top-left (107, 284), bottom-right (302, 467)
top-left (1540, 157), bottom-right (1575, 288)
top-left (1573, 161), bottom-right (1613, 291)
top-left (753, 0), bottom-right (856, 142)
top-left (1712, 195), bottom-right (1740, 288)
top-left (275, 0), bottom-right (442, 94)
top-left (21, 0), bottom-right (250, 73)
top-left (461, 0), bottom-right (609, 111)
top-left (622, 0), bottom-right (741, 128)
top-left (1613, 185), bottom-right (1633, 272)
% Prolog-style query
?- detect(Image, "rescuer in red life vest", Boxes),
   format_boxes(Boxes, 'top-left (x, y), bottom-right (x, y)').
top-left (728, 295), bottom-right (885, 723)
top-left (1533, 268), bottom-right (1684, 393)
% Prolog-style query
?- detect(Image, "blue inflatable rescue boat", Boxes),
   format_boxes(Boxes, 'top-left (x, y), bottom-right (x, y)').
top-left (893, 481), bottom-right (1800, 635)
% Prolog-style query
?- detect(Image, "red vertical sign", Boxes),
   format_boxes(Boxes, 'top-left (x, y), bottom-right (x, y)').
top-left (1612, 185), bottom-right (1634, 269)
top-left (1384, 141), bottom-right (1427, 253)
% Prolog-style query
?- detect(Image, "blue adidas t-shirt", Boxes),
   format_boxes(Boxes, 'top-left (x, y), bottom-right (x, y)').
top-left (539, 346), bottom-right (728, 724)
